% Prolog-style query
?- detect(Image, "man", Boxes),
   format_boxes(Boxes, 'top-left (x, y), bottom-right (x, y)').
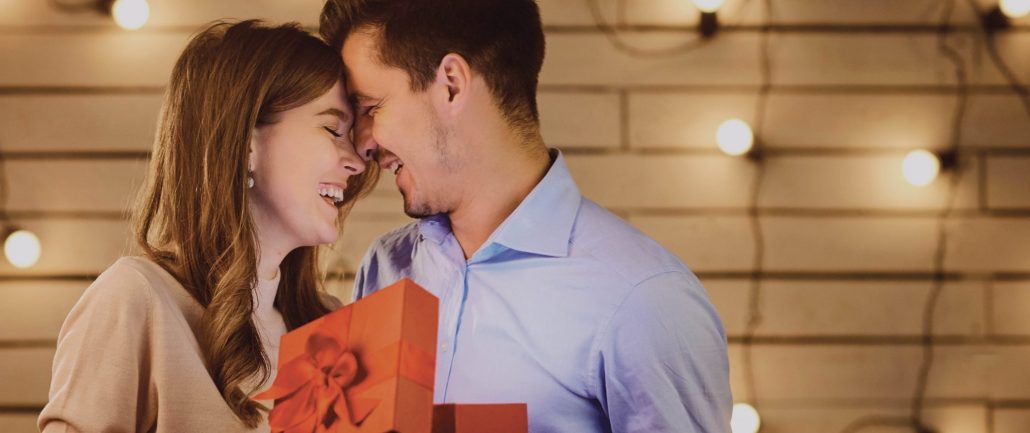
top-left (320, 1), bottom-right (732, 431)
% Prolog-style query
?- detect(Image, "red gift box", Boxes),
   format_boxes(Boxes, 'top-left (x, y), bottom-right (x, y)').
top-left (255, 279), bottom-right (438, 433)
top-left (431, 404), bottom-right (528, 433)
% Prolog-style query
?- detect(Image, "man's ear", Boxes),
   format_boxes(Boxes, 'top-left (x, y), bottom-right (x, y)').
top-left (434, 53), bottom-right (472, 114)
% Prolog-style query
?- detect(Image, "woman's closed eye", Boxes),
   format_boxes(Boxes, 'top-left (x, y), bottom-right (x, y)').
top-left (323, 126), bottom-right (343, 138)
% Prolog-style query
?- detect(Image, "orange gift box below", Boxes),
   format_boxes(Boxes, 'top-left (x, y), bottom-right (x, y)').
top-left (432, 404), bottom-right (528, 433)
top-left (255, 278), bottom-right (439, 433)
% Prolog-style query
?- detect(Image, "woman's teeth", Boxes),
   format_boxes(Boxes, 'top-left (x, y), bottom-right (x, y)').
top-left (387, 161), bottom-right (404, 175)
top-left (318, 185), bottom-right (345, 204)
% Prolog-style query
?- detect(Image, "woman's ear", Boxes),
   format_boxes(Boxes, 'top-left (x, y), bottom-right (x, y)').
top-left (248, 128), bottom-right (259, 172)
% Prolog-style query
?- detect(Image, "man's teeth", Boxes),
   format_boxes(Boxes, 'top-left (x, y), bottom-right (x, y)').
top-left (318, 186), bottom-right (345, 204)
top-left (387, 161), bottom-right (404, 175)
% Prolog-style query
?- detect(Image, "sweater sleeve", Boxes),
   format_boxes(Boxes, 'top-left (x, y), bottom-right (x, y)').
top-left (38, 259), bottom-right (157, 433)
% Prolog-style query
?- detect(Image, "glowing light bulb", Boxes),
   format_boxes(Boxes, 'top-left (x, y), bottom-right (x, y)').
top-left (731, 403), bottom-right (761, 433)
top-left (4, 230), bottom-right (41, 269)
top-left (1001, 0), bottom-right (1030, 18)
top-left (717, 118), bottom-right (754, 156)
top-left (692, 0), bottom-right (726, 13)
top-left (112, 0), bottom-right (150, 31)
top-left (902, 150), bottom-right (941, 187)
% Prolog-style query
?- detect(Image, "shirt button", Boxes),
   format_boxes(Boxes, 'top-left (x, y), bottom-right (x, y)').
top-left (440, 342), bottom-right (449, 353)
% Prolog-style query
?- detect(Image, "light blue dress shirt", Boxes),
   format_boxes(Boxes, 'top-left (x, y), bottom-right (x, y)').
top-left (353, 150), bottom-right (732, 433)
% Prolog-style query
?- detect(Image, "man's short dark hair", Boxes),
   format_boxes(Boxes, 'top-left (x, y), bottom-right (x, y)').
top-left (320, 0), bottom-right (546, 133)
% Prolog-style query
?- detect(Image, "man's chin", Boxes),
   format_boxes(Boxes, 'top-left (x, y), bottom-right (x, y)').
top-left (402, 196), bottom-right (436, 219)
top-left (403, 206), bottom-right (436, 219)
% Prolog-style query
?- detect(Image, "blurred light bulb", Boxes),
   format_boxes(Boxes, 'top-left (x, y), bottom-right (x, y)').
top-left (1001, 0), bottom-right (1030, 18)
top-left (731, 403), bottom-right (761, 433)
top-left (693, 0), bottom-right (726, 13)
top-left (112, 0), bottom-right (150, 30)
top-left (902, 150), bottom-right (941, 187)
top-left (717, 118), bottom-right (754, 156)
top-left (5, 230), bottom-right (41, 269)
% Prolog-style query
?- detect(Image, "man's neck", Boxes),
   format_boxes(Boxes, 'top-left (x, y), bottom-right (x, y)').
top-left (448, 143), bottom-right (551, 260)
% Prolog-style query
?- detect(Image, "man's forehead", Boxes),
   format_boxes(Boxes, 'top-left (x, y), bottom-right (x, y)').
top-left (341, 31), bottom-right (380, 93)
top-left (341, 28), bottom-right (381, 65)
top-left (341, 30), bottom-right (409, 102)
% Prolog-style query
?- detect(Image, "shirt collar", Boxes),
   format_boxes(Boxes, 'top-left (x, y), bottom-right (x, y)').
top-left (418, 213), bottom-right (452, 245)
top-left (416, 149), bottom-right (581, 258)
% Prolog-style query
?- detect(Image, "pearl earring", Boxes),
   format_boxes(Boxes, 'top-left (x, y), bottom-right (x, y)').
top-left (247, 173), bottom-right (255, 189)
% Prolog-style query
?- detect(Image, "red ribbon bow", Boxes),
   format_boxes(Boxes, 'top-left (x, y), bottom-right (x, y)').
top-left (254, 329), bottom-right (375, 433)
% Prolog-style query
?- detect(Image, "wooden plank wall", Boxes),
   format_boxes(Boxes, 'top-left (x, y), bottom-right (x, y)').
top-left (1, 0), bottom-right (1029, 431)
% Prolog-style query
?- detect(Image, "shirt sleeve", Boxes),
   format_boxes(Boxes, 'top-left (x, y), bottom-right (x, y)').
top-left (38, 261), bottom-right (156, 433)
top-left (593, 271), bottom-right (733, 433)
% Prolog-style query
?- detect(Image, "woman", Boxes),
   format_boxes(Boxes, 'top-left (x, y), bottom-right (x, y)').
top-left (38, 20), bottom-right (377, 432)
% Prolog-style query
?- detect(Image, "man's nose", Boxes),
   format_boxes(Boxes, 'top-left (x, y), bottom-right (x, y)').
top-left (354, 116), bottom-right (378, 162)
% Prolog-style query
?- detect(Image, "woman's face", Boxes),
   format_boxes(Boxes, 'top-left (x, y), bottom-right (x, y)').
top-left (248, 80), bottom-right (366, 252)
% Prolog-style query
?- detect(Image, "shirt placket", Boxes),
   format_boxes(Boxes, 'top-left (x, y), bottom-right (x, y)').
top-left (431, 236), bottom-right (471, 403)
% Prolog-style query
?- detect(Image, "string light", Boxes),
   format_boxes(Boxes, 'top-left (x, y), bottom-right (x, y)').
top-left (692, 0), bottom-right (726, 13)
top-left (731, 403), bottom-right (761, 433)
top-left (901, 150), bottom-right (941, 187)
top-left (46, 0), bottom-right (151, 30)
top-left (693, 0), bottom-right (724, 37)
top-left (716, 118), bottom-right (754, 156)
top-left (111, 0), bottom-right (150, 30)
top-left (1000, 0), bottom-right (1030, 18)
top-left (4, 229), bottom-right (41, 269)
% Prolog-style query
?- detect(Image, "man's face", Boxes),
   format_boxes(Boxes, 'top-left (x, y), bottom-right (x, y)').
top-left (342, 30), bottom-right (462, 219)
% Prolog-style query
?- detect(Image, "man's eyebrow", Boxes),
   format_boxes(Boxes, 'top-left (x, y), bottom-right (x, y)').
top-left (316, 108), bottom-right (351, 121)
top-left (349, 92), bottom-right (376, 105)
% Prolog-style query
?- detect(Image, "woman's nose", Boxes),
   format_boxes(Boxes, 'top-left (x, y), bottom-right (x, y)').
top-left (341, 146), bottom-right (366, 175)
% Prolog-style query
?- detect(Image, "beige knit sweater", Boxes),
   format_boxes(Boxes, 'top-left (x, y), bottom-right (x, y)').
top-left (37, 256), bottom-right (331, 433)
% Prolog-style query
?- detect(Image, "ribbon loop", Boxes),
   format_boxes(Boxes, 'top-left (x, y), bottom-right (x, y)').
top-left (255, 329), bottom-right (365, 433)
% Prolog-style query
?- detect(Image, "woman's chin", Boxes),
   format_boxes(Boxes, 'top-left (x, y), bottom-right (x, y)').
top-left (313, 227), bottom-right (341, 245)
top-left (281, 225), bottom-right (340, 250)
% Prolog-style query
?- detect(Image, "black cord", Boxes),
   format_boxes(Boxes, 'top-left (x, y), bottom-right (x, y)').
top-left (912, 0), bottom-right (970, 423)
top-left (586, 0), bottom-right (705, 58)
top-left (585, 0), bottom-right (754, 58)
top-left (740, 0), bottom-right (772, 412)
top-left (964, 0), bottom-right (1030, 118)
top-left (839, 1), bottom-right (969, 432)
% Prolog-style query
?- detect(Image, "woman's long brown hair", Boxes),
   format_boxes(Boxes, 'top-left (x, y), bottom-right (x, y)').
top-left (133, 20), bottom-right (377, 427)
